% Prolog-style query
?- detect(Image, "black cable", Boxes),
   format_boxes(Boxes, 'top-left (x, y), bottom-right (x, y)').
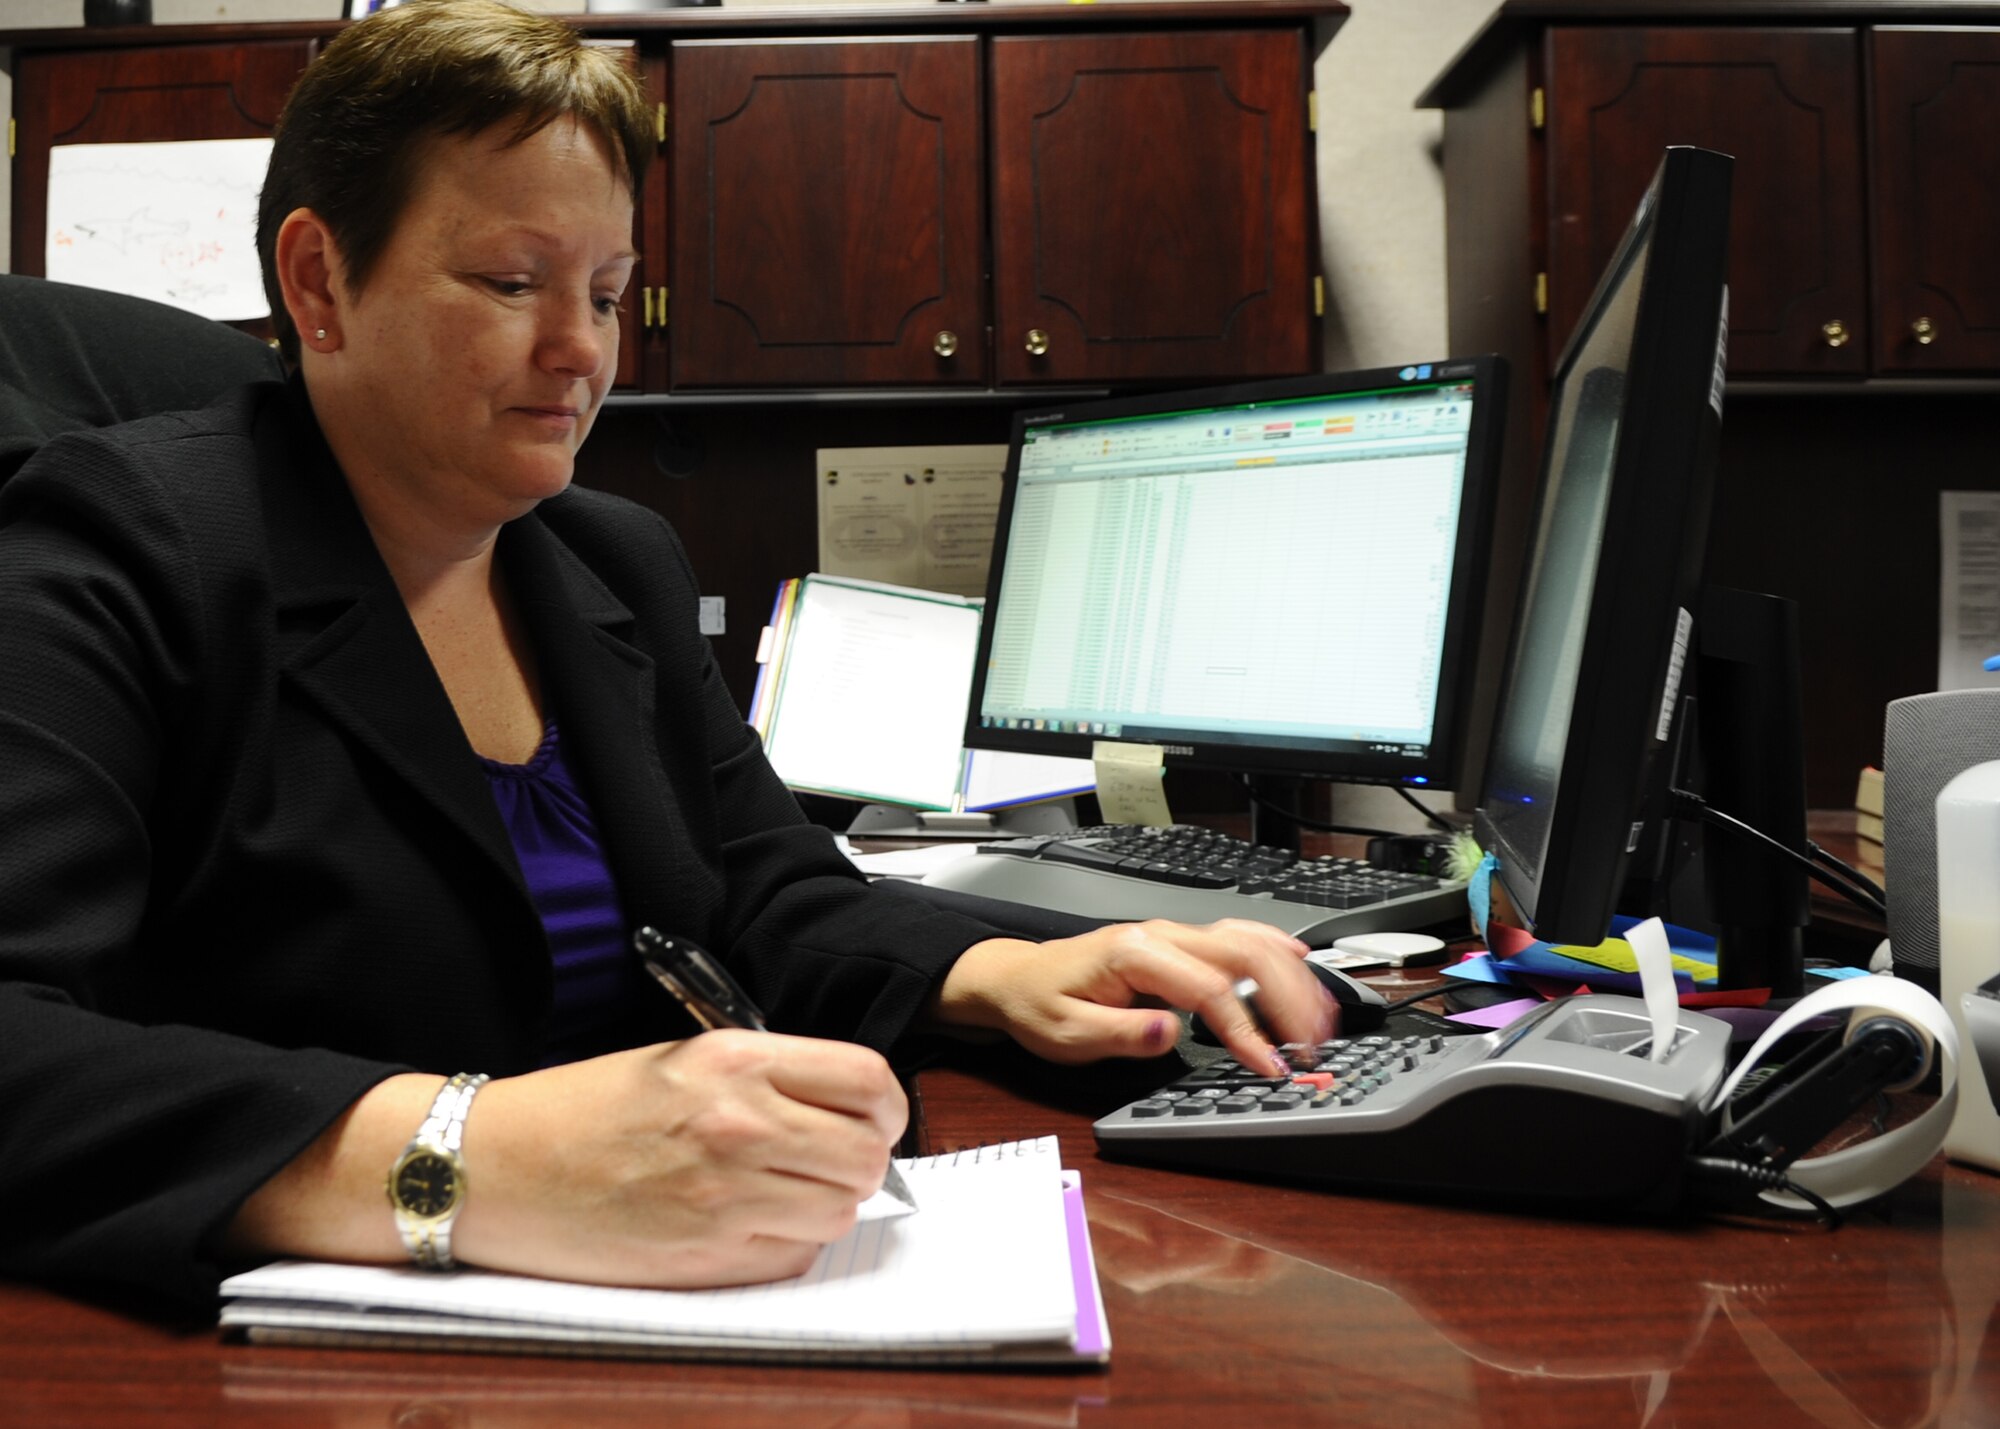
top-left (1800, 846), bottom-right (1893, 917)
top-left (1669, 789), bottom-right (1888, 921)
top-left (1392, 784), bottom-right (1456, 833)
top-left (1380, 982), bottom-right (1462, 1013)
top-left (1808, 842), bottom-right (1886, 906)
top-left (1233, 774), bottom-right (1400, 839)
top-left (1685, 1155), bottom-right (1844, 1229)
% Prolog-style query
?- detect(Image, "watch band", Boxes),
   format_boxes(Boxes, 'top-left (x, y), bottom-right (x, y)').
top-left (389, 1071), bottom-right (489, 1270)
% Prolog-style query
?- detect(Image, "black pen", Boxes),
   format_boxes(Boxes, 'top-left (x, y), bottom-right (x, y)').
top-left (632, 926), bottom-right (918, 1210)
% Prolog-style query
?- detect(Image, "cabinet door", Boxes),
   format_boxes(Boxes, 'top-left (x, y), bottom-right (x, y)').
top-left (990, 30), bottom-right (1312, 386)
top-left (1871, 27), bottom-right (2000, 373)
top-left (670, 38), bottom-right (986, 388)
top-left (13, 41), bottom-right (310, 325)
top-left (1546, 28), bottom-right (1866, 376)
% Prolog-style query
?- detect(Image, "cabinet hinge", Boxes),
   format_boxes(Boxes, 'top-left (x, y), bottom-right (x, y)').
top-left (1307, 90), bottom-right (1318, 133)
top-left (1313, 275), bottom-right (1324, 318)
top-left (1534, 272), bottom-right (1548, 315)
top-left (656, 101), bottom-right (667, 145)
top-left (1530, 86), bottom-right (1545, 131)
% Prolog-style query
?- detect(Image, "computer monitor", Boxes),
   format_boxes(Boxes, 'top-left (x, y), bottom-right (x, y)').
top-left (962, 356), bottom-right (1507, 797)
top-left (1473, 147), bottom-right (1734, 947)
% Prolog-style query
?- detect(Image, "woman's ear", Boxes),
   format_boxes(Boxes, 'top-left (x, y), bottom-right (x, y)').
top-left (273, 207), bottom-right (342, 352)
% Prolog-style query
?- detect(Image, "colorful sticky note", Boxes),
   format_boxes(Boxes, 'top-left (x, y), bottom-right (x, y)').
top-left (1447, 997), bottom-right (1543, 1030)
top-left (1441, 952), bottom-right (1513, 985)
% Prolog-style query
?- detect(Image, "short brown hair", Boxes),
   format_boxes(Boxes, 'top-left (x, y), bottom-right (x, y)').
top-left (257, 0), bottom-right (650, 363)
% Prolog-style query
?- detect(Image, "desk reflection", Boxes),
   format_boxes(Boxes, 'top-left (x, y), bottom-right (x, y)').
top-left (221, 1360), bottom-right (1105, 1429)
top-left (1083, 1164), bottom-right (1997, 1427)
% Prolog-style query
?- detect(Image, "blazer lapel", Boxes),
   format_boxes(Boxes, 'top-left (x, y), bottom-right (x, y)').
top-left (500, 512), bottom-right (702, 935)
top-left (256, 382), bottom-right (532, 914)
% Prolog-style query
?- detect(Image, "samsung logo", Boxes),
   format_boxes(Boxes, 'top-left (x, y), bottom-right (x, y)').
top-left (1158, 745), bottom-right (1195, 756)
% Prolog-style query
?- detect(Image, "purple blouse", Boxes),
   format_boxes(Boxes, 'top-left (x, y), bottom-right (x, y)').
top-left (478, 724), bottom-right (648, 1066)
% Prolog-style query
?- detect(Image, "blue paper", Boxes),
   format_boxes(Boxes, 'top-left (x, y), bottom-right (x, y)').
top-left (1441, 951), bottom-right (1513, 985)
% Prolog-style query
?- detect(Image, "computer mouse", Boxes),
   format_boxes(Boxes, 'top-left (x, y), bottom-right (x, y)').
top-left (1189, 960), bottom-right (1391, 1046)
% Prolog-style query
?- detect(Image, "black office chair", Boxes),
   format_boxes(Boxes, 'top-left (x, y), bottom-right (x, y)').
top-left (0, 273), bottom-right (285, 483)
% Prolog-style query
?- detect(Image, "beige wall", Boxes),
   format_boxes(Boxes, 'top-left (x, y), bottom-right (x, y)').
top-left (0, 0), bottom-right (1498, 826)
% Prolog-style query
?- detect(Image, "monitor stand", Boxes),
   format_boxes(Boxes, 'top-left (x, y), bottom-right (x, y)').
top-left (845, 799), bottom-right (1079, 841)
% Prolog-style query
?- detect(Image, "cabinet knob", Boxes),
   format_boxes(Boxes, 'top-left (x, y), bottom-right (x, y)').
top-left (932, 330), bottom-right (959, 358)
top-left (1024, 328), bottom-right (1051, 357)
top-left (1912, 316), bottom-right (1938, 346)
top-left (1820, 319), bottom-right (1851, 349)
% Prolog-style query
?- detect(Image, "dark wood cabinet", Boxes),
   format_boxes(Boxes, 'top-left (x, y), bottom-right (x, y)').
top-left (1545, 26), bottom-right (1868, 376)
top-left (1431, 8), bottom-right (2000, 385)
top-left (1870, 26), bottom-right (2000, 374)
top-left (670, 26), bottom-right (1317, 391)
top-left (669, 37), bottom-right (988, 389)
top-left (7, 5), bottom-right (1336, 397)
top-left (989, 29), bottom-right (1314, 385)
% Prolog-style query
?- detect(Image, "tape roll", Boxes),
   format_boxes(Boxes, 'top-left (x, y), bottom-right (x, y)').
top-left (1709, 976), bottom-right (1959, 1211)
top-left (1845, 1005), bottom-right (1935, 1093)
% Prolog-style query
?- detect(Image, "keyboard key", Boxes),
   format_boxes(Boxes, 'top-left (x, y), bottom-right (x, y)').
top-left (1129, 1099), bottom-right (1173, 1117)
top-left (1172, 1098), bottom-right (1217, 1116)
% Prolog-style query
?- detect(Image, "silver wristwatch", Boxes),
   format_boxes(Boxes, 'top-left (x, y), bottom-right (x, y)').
top-left (386, 1072), bottom-right (489, 1270)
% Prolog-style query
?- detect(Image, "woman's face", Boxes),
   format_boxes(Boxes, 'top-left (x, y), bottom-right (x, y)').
top-left (324, 117), bottom-right (636, 528)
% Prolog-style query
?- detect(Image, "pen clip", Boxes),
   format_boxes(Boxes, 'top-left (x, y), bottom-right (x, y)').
top-left (633, 926), bottom-right (768, 1033)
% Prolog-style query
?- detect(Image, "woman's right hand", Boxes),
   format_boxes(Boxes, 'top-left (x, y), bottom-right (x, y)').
top-left (457, 1033), bottom-right (908, 1286)
top-left (220, 1032), bottom-right (907, 1289)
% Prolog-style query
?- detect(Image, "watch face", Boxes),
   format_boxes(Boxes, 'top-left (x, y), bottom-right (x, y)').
top-left (393, 1150), bottom-right (460, 1218)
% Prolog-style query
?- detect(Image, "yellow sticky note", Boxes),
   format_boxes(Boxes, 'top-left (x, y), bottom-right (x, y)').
top-left (1549, 938), bottom-right (1714, 980)
top-left (1091, 741), bottom-right (1173, 827)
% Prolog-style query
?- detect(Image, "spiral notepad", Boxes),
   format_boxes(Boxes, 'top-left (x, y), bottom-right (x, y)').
top-left (220, 1137), bottom-right (1108, 1366)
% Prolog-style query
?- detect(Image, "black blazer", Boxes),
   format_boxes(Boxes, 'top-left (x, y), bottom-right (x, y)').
top-left (0, 378), bottom-right (999, 1308)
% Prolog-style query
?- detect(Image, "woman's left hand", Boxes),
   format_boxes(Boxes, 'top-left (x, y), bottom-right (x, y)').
top-left (927, 918), bottom-right (1336, 1076)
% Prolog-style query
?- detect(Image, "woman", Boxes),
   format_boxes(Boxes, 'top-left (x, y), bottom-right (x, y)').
top-left (0, 0), bottom-right (1331, 1309)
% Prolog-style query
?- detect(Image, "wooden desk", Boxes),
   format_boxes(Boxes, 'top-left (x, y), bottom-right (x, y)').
top-left (3, 1048), bottom-right (1996, 1426)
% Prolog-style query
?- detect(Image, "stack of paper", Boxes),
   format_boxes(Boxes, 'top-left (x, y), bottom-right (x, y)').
top-left (220, 1138), bottom-right (1108, 1367)
top-left (1855, 766), bottom-right (1884, 871)
top-left (749, 575), bottom-right (1092, 813)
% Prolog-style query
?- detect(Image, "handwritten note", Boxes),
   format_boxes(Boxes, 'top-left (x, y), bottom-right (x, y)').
top-left (1092, 741), bottom-right (1173, 827)
top-left (47, 138), bottom-right (273, 321)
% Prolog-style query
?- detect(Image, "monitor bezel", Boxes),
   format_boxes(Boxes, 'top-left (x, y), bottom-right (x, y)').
top-left (1473, 147), bottom-right (1734, 946)
top-left (961, 355), bottom-right (1508, 789)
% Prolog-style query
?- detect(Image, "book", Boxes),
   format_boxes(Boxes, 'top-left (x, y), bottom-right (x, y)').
top-left (749, 575), bottom-right (1093, 814)
top-left (219, 1138), bottom-right (1109, 1367)
top-left (1856, 766), bottom-right (1884, 848)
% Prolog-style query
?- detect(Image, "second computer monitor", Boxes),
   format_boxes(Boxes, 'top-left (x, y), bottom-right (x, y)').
top-left (1474, 147), bottom-right (1734, 947)
top-left (964, 357), bottom-right (1507, 790)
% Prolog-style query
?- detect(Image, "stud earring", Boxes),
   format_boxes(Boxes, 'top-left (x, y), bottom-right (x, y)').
top-left (314, 328), bottom-right (327, 341)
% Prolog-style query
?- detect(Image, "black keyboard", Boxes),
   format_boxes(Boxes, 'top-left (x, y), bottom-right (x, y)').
top-left (920, 824), bottom-right (1466, 945)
